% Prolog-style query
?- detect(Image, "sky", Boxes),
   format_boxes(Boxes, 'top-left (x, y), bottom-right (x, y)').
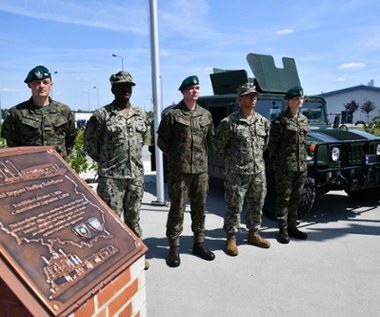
top-left (1, 0), bottom-right (380, 113)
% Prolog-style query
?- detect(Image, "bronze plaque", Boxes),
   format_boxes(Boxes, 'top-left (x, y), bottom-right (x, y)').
top-left (0, 147), bottom-right (147, 316)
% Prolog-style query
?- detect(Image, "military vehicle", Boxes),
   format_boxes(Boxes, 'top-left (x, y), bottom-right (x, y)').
top-left (150, 53), bottom-right (380, 219)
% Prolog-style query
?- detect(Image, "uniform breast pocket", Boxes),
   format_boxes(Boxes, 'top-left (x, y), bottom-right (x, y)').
top-left (236, 125), bottom-right (250, 140)
top-left (135, 117), bottom-right (147, 134)
top-left (299, 126), bottom-right (309, 142)
top-left (21, 117), bottom-right (41, 138)
top-left (52, 117), bottom-right (68, 137)
top-left (106, 123), bottom-right (125, 143)
top-left (176, 117), bottom-right (191, 136)
top-left (256, 126), bottom-right (267, 138)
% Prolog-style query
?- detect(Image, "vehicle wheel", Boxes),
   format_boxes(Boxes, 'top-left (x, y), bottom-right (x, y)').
top-left (297, 177), bottom-right (316, 219)
top-left (263, 174), bottom-right (316, 220)
top-left (346, 187), bottom-right (380, 204)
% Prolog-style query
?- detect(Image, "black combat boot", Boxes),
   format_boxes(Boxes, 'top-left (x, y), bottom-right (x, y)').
top-left (166, 247), bottom-right (180, 267)
top-left (288, 226), bottom-right (308, 240)
top-left (277, 227), bottom-right (289, 244)
top-left (277, 219), bottom-right (289, 244)
top-left (192, 242), bottom-right (215, 261)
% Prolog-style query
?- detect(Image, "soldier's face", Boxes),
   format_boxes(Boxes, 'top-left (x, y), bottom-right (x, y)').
top-left (112, 83), bottom-right (133, 100)
top-left (288, 95), bottom-right (304, 110)
top-left (239, 93), bottom-right (257, 109)
top-left (182, 85), bottom-right (200, 101)
top-left (28, 79), bottom-right (52, 98)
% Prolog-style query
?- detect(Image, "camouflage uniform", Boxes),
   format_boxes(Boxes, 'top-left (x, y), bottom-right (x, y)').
top-left (157, 100), bottom-right (214, 246)
top-left (269, 109), bottom-right (309, 227)
top-left (84, 102), bottom-right (149, 237)
top-left (1, 99), bottom-right (76, 159)
top-left (215, 110), bottom-right (270, 233)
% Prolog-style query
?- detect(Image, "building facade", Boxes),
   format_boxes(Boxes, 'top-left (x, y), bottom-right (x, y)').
top-left (319, 84), bottom-right (380, 124)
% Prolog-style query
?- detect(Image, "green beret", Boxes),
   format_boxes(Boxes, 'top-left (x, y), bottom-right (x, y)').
top-left (178, 75), bottom-right (199, 91)
top-left (109, 71), bottom-right (136, 86)
top-left (24, 65), bottom-right (51, 83)
top-left (285, 86), bottom-right (304, 99)
top-left (236, 83), bottom-right (258, 96)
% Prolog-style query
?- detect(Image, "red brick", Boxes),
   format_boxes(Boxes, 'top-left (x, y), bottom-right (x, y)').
top-left (95, 307), bottom-right (107, 317)
top-left (73, 297), bottom-right (95, 317)
top-left (108, 279), bottom-right (138, 317)
top-left (117, 302), bottom-right (133, 317)
top-left (97, 268), bottom-right (132, 308)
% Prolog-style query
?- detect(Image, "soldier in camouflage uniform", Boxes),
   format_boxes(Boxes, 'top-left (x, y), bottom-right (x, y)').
top-left (1, 65), bottom-right (76, 160)
top-left (157, 75), bottom-right (215, 267)
top-left (268, 86), bottom-right (310, 244)
top-left (84, 71), bottom-right (150, 267)
top-left (215, 83), bottom-right (271, 256)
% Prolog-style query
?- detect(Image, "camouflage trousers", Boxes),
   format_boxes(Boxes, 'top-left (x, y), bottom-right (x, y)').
top-left (274, 170), bottom-right (307, 227)
top-left (223, 171), bottom-right (267, 233)
top-left (166, 172), bottom-right (209, 247)
top-left (97, 176), bottom-right (144, 238)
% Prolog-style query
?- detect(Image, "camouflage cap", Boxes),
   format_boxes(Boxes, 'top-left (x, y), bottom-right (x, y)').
top-left (178, 75), bottom-right (199, 91)
top-left (24, 65), bottom-right (51, 83)
top-left (285, 86), bottom-right (304, 99)
top-left (236, 83), bottom-right (258, 96)
top-left (109, 71), bottom-right (136, 86)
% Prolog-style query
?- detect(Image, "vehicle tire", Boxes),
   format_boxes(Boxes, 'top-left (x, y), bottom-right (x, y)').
top-left (297, 177), bottom-right (316, 218)
top-left (346, 187), bottom-right (380, 204)
top-left (263, 173), bottom-right (316, 220)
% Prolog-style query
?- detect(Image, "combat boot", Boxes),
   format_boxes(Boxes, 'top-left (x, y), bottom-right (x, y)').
top-left (277, 218), bottom-right (289, 244)
top-left (289, 226), bottom-right (308, 240)
top-left (226, 233), bottom-right (239, 256)
top-left (247, 229), bottom-right (271, 248)
top-left (192, 242), bottom-right (215, 261)
top-left (166, 247), bottom-right (180, 267)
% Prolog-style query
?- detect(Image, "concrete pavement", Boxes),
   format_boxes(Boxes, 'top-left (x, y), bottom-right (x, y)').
top-left (140, 147), bottom-right (380, 317)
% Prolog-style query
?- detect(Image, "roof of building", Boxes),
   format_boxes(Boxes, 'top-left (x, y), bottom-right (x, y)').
top-left (319, 84), bottom-right (380, 97)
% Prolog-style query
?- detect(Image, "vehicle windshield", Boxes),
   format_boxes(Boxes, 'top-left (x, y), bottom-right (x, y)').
top-left (255, 98), bottom-right (327, 125)
top-left (255, 99), bottom-right (283, 121)
top-left (301, 100), bottom-right (327, 125)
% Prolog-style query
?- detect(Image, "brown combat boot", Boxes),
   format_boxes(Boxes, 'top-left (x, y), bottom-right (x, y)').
top-left (247, 229), bottom-right (271, 248)
top-left (226, 233), bottom-right (239, 256)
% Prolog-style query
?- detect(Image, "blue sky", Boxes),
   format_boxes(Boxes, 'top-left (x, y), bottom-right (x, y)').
top-left (1, 0), bottom-right (380, 112)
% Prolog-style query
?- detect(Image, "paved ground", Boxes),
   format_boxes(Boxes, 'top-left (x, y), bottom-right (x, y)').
top-left (140, 147), bottom-right (380, 317)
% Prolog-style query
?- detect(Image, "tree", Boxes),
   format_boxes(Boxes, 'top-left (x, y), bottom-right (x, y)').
top-left (343, 100), bottom-right (359, 113)
top-left (360, 100), bottom-right (376, 123)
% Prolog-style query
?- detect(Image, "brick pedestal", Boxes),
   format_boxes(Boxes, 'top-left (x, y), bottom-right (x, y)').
top-left (0, 257), bottom-right (147, 317)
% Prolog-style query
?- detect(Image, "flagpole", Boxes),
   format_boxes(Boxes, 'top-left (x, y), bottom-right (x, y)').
top-left (149, 0), bottom-right (166, 205)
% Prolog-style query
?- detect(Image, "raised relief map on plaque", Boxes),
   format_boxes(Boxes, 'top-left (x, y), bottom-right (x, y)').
top-left (0, 147), bottom-right (147, 316)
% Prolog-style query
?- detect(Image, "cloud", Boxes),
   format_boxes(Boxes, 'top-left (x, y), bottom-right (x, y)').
top-left (338, 62), bottom-right (366, 70)
top-left (335, 77), bottom-right (346, 82)
top-left (0, 87), bottom-right (18, 92)
top-left (0, 1), bottom-right (148, 34)
top-left (276, 29), bottom-right (294, 35)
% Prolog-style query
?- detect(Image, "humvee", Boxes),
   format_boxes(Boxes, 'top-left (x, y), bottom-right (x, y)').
top-left (150, 53), bottom-right (380, 219)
